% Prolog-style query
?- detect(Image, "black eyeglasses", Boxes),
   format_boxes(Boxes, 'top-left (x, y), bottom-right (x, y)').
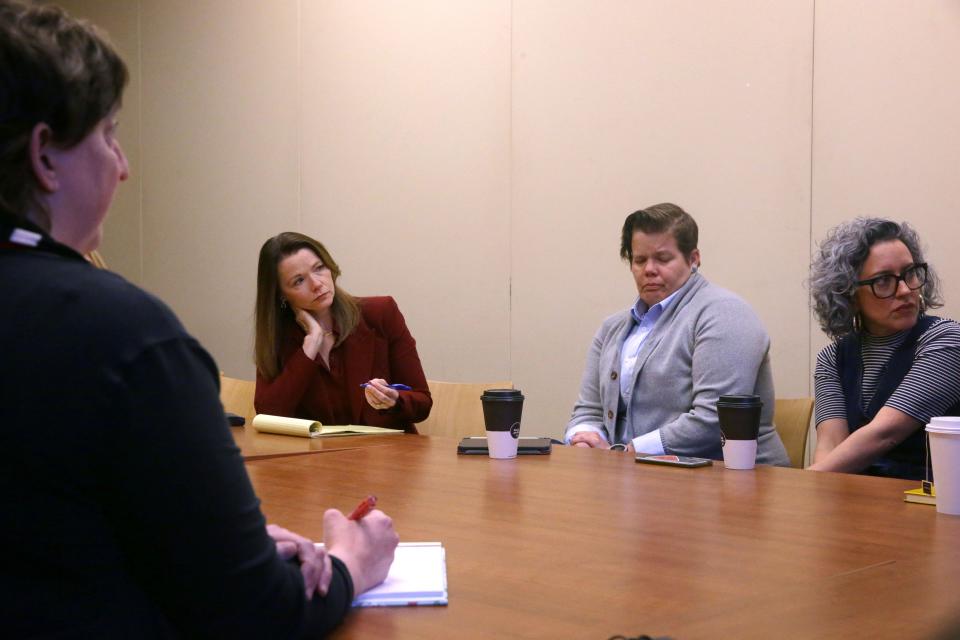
top-left (856, 263), bottom-right (928, 299)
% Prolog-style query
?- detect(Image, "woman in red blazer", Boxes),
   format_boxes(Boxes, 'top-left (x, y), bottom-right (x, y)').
top-left (254, 232), bottom-right (431, 432)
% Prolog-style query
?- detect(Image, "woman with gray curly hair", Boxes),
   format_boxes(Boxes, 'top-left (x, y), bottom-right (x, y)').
top-left (808, 218), bottom-right (960, 479)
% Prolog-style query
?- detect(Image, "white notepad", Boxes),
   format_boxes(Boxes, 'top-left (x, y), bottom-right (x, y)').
top-left (316, 541), bottom-right (448, 607)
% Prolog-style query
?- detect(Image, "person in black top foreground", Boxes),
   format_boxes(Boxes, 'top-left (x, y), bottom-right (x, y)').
top-left (0, 2), bottom-right (397, 636)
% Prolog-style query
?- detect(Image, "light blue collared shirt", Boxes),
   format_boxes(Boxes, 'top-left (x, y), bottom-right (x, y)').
top-left (617, 289), bottom-right (683, 453)
top-left (564, 289), bottom-right (682, 451)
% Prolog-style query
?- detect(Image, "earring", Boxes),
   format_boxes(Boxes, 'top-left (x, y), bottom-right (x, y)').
top-left (280, 299), bottom-right (287, 310)
top-left (852, 312), bottom-right (862, 333)
top-left (919, 294), bottom-right (926, 317)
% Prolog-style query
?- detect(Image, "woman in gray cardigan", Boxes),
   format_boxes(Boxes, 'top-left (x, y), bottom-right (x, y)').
top-left (566, 203), bottom-right (789, 466)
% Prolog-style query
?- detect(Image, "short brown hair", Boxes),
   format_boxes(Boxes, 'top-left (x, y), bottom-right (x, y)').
top-left (254, 232), bottom-right (361, 380)
top-left (0, 1), bottom-right (128, 227)
top-left (619, 203), bottom-right (699, 261)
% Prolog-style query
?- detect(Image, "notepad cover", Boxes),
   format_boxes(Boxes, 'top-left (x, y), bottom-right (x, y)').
top-left (314, 542), bottom-right (448, 607)
top-left (251, 414), bottom-right (403, 438)
top-left (252, 415), bottom-right (320, 437)
top-left (354, 542), bottom-right (447, 607)
top-left (317, 425), bottom-right (403, 437)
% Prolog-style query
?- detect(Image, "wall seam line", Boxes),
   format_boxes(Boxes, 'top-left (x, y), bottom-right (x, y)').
top-left (508, 0), bottom-right (514, 384)
top-left (137, 0), bottom-right (144, 284)
top-left (297, 0), bottom-right (303, 230)
top-left (808, 0), bottom-right (817, 398)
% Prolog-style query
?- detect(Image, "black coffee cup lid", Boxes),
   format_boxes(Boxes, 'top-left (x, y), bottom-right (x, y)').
top-left (717, 394), bottom-right (762, 407)
top-left (480, 388), bottom-right (523, 400)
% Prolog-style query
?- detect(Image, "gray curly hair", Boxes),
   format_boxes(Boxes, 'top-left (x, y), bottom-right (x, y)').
top-left (809, 218), bottom-right (943, 339)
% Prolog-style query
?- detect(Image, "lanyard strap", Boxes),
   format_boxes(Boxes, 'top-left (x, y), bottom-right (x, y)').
top-left (0, 223), bottom-right (83, 261)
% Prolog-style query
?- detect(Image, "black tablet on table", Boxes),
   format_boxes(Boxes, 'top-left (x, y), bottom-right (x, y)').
top-left (457, 436), bottom-right (553, 455)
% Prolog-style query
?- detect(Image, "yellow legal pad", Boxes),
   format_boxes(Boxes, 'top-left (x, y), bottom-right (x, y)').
top-left (251, 414), bottom-right (403, 438)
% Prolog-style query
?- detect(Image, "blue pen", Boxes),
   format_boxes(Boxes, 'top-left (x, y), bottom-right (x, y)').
top-left (360, 383), bottom-right (412, 391)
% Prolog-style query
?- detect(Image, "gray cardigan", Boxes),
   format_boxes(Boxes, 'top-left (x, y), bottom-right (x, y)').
top-left (567, 272), bottom-right (789, 466)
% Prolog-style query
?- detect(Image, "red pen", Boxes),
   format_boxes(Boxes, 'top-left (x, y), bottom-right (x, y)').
top-left (348, 495), bottom-right (377, 521)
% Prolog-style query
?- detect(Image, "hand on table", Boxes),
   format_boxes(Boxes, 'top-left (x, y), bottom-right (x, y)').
top-left (266, 524), bottom-right (332, 599)
top-left (569, 431), bottom-right (610, 449)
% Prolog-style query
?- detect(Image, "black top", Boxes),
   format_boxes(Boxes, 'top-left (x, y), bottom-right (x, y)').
top-left (836, 315), bottom-right (960, 480)
top-left (0, 217), bottom-right (353, 638)
top-left (815, 317), bottom-right (960, 429)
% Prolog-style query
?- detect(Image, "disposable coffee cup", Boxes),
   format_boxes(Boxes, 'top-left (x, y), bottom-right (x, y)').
top-left (717, 394), bottom-right (762, 470)
top-left (926, 417), bottom-right (960, 516)
top-left (480, 388), bottom-right (524, 459)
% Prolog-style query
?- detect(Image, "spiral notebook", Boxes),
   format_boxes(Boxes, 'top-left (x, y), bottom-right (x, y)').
top-left (315, 541), bottom-right (448, 607)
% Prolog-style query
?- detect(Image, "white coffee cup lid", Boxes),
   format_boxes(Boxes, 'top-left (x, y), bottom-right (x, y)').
top-left (926, 416), bottom-right (960, 434)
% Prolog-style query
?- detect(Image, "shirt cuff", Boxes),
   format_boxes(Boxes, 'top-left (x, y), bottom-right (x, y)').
top-left (631, 429), bottom-right (665, 455)
top-left (564, 423), bottom-right (607, 445)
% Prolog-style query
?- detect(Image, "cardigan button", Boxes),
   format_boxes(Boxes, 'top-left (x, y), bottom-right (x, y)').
top-left (607, 410), bottom-right (614, 419)
top-left (610, 371), bottom-right (618, 380)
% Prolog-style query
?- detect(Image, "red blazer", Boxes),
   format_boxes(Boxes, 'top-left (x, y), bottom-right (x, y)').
top-left (255, 296), bottom-right (431, 433)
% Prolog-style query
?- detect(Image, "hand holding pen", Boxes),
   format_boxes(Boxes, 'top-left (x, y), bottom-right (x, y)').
top-left (361, 378), bottom-right (408, 411)
top-left (359, 383), bottom-right (412, 391)
top-left (348, 495), bottom-right (377, 520)
top-left (324, 495), bottom-right (399, 595)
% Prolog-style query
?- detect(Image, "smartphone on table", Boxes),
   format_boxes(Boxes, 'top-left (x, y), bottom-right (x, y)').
top-left (635, 454), bottom-right (712, 468)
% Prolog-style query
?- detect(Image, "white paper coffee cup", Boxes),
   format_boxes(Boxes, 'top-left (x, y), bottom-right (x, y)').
top-left (926, 417), bottom-right (960, 516)
top-left (486, 429), bottom-right (519, 459)
top-left (722, 438), bottom-right (757, 470)
top-left (480, 389), bottom-right (523, 459)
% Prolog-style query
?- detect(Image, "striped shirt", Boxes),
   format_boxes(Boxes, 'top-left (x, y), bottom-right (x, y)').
top-left (814, 317), bottom-right (960, 426)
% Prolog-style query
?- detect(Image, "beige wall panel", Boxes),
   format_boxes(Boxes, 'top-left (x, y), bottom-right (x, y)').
top-left (56, 0), bottom-right (143, 282)
top-left (512, 1), bottom-right (814, 437)
top-left (138, 0), bottom-right (301, 378)
top-left (58, 0), bottom-right (960, 451)
top-left (299, 1), bottom-right (512, 383)
top-left (812, 0), bottom-right (960, 364)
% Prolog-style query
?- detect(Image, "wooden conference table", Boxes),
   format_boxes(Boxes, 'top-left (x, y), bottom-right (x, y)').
top-left (244, 435), bottom-right (960, 639)
top-left (230, 426), bottom-right (404, 460)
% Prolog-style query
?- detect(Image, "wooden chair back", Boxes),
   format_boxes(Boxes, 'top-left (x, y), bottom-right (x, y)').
top-left (85, 250), bottom-right (108, 269)
top-left (417, 380), bottom-right (513, 439)
top-left (773, 397), bottom-right (815, 469)
top-left (220, 374), bottom-right (257, 426)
